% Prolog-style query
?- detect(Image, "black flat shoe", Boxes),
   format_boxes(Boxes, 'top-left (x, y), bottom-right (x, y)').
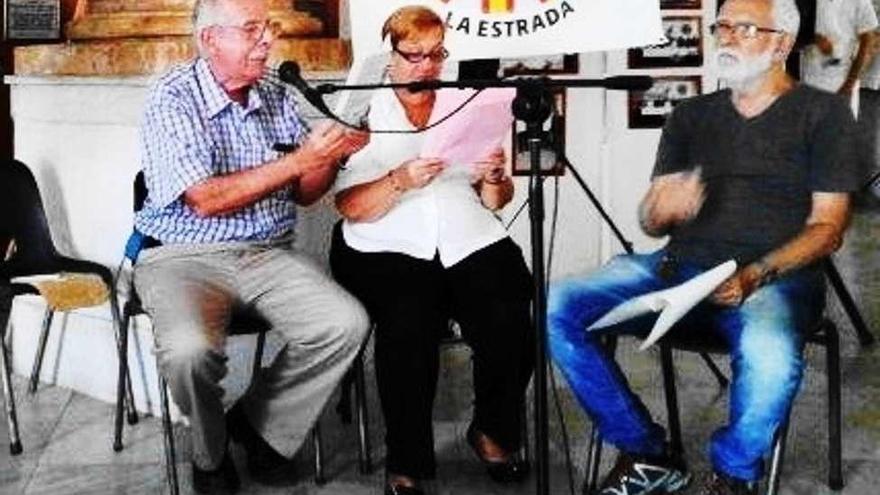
top-left (466, 423), bottom-right (530, 483)
top-left (384, 483), bottom-right (426, 495)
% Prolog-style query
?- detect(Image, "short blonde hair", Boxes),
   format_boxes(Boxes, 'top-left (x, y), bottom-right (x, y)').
top-left (381, 6), bottom-right (445, 48)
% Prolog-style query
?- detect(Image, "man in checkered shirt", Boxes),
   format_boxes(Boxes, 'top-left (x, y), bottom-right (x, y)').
top-left (132, 0), bottom-right (370, 492)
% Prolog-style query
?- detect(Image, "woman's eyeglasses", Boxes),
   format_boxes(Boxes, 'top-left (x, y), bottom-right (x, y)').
top-left (393, 46), bottom-right (449, 64)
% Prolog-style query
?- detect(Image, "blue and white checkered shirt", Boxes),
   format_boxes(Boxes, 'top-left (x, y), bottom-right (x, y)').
top-left (134, 58), bottom-right (308, 244)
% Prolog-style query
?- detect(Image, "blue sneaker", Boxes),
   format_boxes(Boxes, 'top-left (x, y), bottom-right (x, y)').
top-left (597, 451), bottom-right (690, 495)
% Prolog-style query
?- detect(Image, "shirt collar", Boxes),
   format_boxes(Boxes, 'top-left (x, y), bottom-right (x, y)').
top-left (195, 58), bottom-right (265, 119)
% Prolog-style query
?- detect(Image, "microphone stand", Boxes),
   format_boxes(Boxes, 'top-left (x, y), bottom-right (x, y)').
top-left (309, 73), bottom-right (650, 495)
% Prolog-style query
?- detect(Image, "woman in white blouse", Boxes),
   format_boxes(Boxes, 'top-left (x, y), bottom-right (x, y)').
top-left (329, 6), bottom-right (534, 495)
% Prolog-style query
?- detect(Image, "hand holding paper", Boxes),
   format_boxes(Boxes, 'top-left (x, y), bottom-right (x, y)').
top-left (587, 260), bottom-right (738, 350)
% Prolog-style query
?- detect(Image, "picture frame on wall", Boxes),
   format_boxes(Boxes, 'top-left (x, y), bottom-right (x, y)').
top-left (512, 88), bottom-right (566, 176)
top-left (628, 15), bottom-right (703, 69)
top-left (628, 76), bottom-right (701, 129)
top-left (500, 54), bottom-right (579, 77)
top-left (3, 0), bottom-right (61, 40)
top-left (660, 0), bottom-right (702, 9)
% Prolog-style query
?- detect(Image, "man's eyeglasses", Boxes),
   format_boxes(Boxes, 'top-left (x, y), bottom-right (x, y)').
top-left (709, 21), bottom-right (783, 40)
top-left (393, 46), bottom-right (449, 64)
top-left (218, 19), bottom-right (282, 41)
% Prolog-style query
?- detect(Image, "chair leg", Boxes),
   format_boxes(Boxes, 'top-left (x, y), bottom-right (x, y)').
top-left (159, 376), bottom-right (180, 495)
top-left (28, 307), bottom-right (54, 394)
top-left (313, 423), bottom-right (325, 485)
top-left (519, 398), bottom-right (530, 465)
top-left (0, 312), bottom-right (23, 455)
top-left (114, 301), bottom-right (131, 452)
top-left (660, 344), bottom-right (683, 456)
top-left (826, 323), bottom-right (844, 490)
top-left (698, 352), bottom-right (729, 389)
top-left (765, 421), bottom-right (790, 495)
top-left (582, 426), bottom-right (603, 495)
top-left (336, 368), bottom-right (354, 425)
top-left (353, 352), bottom-right (372, 474)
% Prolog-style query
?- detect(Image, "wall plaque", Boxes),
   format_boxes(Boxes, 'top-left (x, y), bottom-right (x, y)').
top-left (4, 0), bottom-right (61, 40)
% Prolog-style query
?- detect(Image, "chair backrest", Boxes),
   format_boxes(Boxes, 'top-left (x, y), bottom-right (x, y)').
top-left (133, 171), bottom-right (147, 213)
top-left (0, 160), bottom-right (60, 277)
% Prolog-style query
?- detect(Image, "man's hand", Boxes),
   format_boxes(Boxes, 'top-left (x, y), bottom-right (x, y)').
top-left (299, 122), bottom-right (369, 173)
top-left (640, 168), bottom-right (706, 235)
top-left (709, 264), bottom-right (764, 306)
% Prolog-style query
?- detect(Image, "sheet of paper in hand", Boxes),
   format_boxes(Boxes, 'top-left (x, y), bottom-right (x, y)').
top-left (587, 259), bottom-right (738, 351)
top-left (420, 88), bottom-right (516, 168)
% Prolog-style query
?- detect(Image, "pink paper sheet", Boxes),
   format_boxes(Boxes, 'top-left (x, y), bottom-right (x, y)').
top-left (420, 88), bottom-right (516, 166)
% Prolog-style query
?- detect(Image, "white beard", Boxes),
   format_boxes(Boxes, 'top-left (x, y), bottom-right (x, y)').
top-left (715, 49), bottom-right (774, 90)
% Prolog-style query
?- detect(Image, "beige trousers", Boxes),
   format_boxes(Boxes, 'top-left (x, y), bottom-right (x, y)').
top-left (134, 239), bottom-right (369, 469)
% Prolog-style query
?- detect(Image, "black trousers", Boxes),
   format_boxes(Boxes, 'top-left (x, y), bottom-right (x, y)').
top-left (330, 223), bottom-right (535, 479)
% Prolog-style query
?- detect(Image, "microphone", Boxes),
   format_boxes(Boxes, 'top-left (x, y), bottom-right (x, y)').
top-left (278, 61), bottom-right (333, 116)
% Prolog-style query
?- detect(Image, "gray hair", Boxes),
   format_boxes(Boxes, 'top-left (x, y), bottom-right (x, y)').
top-left (192, 0), bottom-right (235, 55)
top-left (771, 0), bottom-right (800, 36)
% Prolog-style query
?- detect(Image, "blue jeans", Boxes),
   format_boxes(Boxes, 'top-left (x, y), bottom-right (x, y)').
top-left (547, 250), bottom-right (824, 481)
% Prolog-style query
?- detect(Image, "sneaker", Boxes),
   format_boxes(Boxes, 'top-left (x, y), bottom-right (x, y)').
top-left (695, 472), bottom-right (757, 495)
top-left (596, 451), bottom-right (690, 494)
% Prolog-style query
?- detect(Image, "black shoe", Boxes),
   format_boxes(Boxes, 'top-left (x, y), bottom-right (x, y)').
top-left (192, 450), bottom-right (240, 494)
top-left (465, 423), bottom-right (530, 483)
top-left (384, 483), bottom-right (426, 495)
top-left (226, 402), bottom-right (296, 485)
top-left (596, 450), bottom-right (690, 494)
top-left (695, 472), bottom-right (757, 495)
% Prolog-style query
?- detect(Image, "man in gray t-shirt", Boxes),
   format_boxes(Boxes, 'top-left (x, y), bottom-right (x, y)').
top-left (547, 1), bottom-right (863, 494)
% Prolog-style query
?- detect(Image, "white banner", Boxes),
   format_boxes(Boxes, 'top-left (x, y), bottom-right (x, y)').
top-left (349, 0), bottom-right (665, 61)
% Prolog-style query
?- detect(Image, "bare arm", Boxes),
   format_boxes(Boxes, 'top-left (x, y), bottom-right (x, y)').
top-left (840, 31), bottom-right (877, 95)
top-left (336, 158), bottom-right (446, 223)
top-left (710, 192), bottom-right (851, 306)
top-left (184, 123), bottom-right (368, 216)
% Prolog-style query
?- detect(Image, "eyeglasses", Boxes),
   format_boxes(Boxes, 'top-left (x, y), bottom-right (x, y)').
top-left (393, 46), bottom-right (449, 64)
top-left (709, 21), bottom-right (783, 40)
top-left (217, 19), bottom-right (282, 41)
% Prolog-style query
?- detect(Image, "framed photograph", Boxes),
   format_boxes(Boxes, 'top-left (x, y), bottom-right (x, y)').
top-left (500, 54), bottom-right (578, 77)
top-left (628, 76), bottom-right (701, 129)
top-left (512, 88), bottom-right (566, 176)
top-left (660, 0), bottom-right (701, 8)
top-left (628, 15), bottom-right (703, 69)
top-left (3, 0), bottom-right (61, 40)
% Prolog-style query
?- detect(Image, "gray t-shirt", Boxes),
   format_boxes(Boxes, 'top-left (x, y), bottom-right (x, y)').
top-left (654, 84), bottom-right (863, 269)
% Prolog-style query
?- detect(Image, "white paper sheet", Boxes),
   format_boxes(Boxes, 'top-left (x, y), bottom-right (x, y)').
top-left (587, 260), bottom-right (738, 350)
top-left (420, 88), bottom-right (515, 166)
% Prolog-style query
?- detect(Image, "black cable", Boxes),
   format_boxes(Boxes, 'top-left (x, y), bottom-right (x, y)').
top-left (504, 196), bottom-right (530, 231)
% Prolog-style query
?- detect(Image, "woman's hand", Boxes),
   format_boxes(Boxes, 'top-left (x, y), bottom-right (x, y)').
top-left (393, 157), bottom-right (447, 190)
top-left (473, 148), bottom-right (508, 185)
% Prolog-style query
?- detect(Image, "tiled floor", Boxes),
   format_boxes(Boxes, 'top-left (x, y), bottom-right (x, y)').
top-left (2, 206), bottom-right (880, 494)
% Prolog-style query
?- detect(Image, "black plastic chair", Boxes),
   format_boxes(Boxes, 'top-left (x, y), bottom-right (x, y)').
top-left (582, 310), bottom-right (843, 495)
top-left (118, 172), bottom-right (325, 495)
top-left (0, 158), bottom-right (135, 455)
